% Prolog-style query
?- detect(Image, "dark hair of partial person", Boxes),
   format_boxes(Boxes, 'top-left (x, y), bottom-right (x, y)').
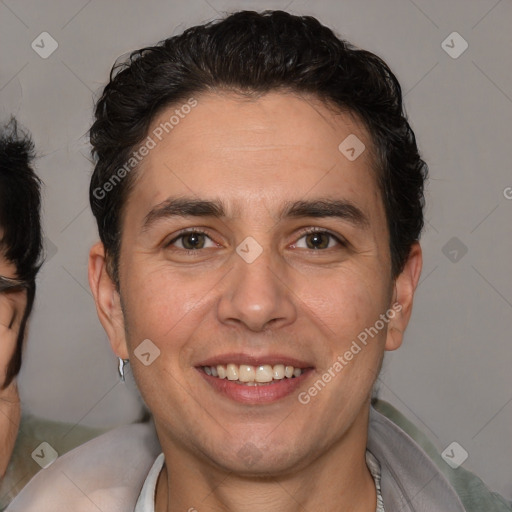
top-left (89, 9), bottom-right (428, 285)
top-left (0, 117), bottom-right (43, 389)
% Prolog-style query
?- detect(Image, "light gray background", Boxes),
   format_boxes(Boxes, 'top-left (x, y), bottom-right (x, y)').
top-left (1, 0), bottom-right (510, 500)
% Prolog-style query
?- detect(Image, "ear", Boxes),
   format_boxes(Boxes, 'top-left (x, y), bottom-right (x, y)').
top-left (88, 242), bottom-right (128, 359)
top-left (385, 242), bottom-right (423, 352)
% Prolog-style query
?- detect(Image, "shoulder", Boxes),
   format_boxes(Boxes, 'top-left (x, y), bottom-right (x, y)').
top-left (6, 421), bottom-right (160, 512)
top-left (1, 413), bottom-right (104, 508)
top-left (370, 400), bottom-right (512, 512)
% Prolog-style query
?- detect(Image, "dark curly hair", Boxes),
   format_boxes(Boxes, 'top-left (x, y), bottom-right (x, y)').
top-left (90, 10), bottom-right (427, 284)
top-left (0, 117), bottom-right (43, 388)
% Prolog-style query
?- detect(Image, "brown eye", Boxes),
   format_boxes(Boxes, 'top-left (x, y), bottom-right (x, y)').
top-left (305, 232), bottom-right (331, 250)
top-left (167, 230), bottom-right (217, 252)
top-left (180, 232), bottom-right (206, 250)
top-left (294, 230), bottom-right (342, 251)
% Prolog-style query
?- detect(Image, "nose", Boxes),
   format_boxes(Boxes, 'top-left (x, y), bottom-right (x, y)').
top-left (216, 246), bottom-right (297, 332)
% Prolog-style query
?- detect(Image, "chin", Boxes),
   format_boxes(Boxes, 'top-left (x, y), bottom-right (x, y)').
top-left (203, 439), bottom-right (310, 477)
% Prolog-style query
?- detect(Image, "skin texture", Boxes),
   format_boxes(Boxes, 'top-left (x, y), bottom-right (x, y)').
top-left (0, 249), bottom-right (24, 479)
top-left (89, 91), bottom-right (422, 512)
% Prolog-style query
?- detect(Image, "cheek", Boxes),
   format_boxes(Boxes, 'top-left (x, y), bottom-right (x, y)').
top-left (120, 270), bottom-right (208, 408)
top-left (299, 266), bottom-right (390, 350)
top-left (121, 265), bottom-right (216, 354)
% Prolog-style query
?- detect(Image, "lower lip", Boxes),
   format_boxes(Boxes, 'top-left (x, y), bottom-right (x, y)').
top-left (197, 369), bottom-right (312, 404)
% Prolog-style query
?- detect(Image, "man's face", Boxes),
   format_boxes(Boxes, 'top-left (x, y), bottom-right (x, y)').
top-left (0, 243), bottom-right (25, 386)
top-left (94, 92), bottom-right (419, 475)
top-left (0, 240), bottom-right (25, 477)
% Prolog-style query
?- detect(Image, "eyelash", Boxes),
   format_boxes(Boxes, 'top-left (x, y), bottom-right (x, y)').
top-left (165, 227), bottom-right (346, 255)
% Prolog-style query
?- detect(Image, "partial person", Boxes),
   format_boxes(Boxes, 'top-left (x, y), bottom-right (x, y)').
top-left (0, 119), bottom-right (42, 478)
top-left (0, 121), bottom-right (103, 511)
top-left (8, 10), bottom-right (511, 512)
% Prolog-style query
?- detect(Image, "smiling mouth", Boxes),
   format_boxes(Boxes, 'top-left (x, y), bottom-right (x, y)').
top-left (201, 363), bottom-right (305, 386)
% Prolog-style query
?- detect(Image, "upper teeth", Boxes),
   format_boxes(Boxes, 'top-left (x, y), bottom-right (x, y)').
top-left (203, 364), bottom-right (303, 383)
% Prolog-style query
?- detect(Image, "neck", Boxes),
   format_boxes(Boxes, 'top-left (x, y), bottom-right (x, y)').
top-left (155, 409), bottom-right (376, 512)
top-left (0, 381), bottom-right (21, 478)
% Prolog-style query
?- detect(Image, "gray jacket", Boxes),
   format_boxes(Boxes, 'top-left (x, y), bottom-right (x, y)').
top-left (6, 403), bottom-right (511, 511)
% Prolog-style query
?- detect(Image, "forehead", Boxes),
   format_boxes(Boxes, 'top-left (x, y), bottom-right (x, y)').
top-left (127, 91), bottom-right (383, 222)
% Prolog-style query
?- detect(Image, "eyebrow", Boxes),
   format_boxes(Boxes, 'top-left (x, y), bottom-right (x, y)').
top-left (281, 199), bottom-right (370, 228)
top-left (142, 197), bottom-right (370, 231)
top-left (143, 198), bottom-right (226, 231)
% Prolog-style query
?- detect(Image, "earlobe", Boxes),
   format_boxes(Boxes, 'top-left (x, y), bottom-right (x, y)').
top-left (88, 242), bottom-right (128, 359)
top-left (385, 242), bottom-right (423, 352)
